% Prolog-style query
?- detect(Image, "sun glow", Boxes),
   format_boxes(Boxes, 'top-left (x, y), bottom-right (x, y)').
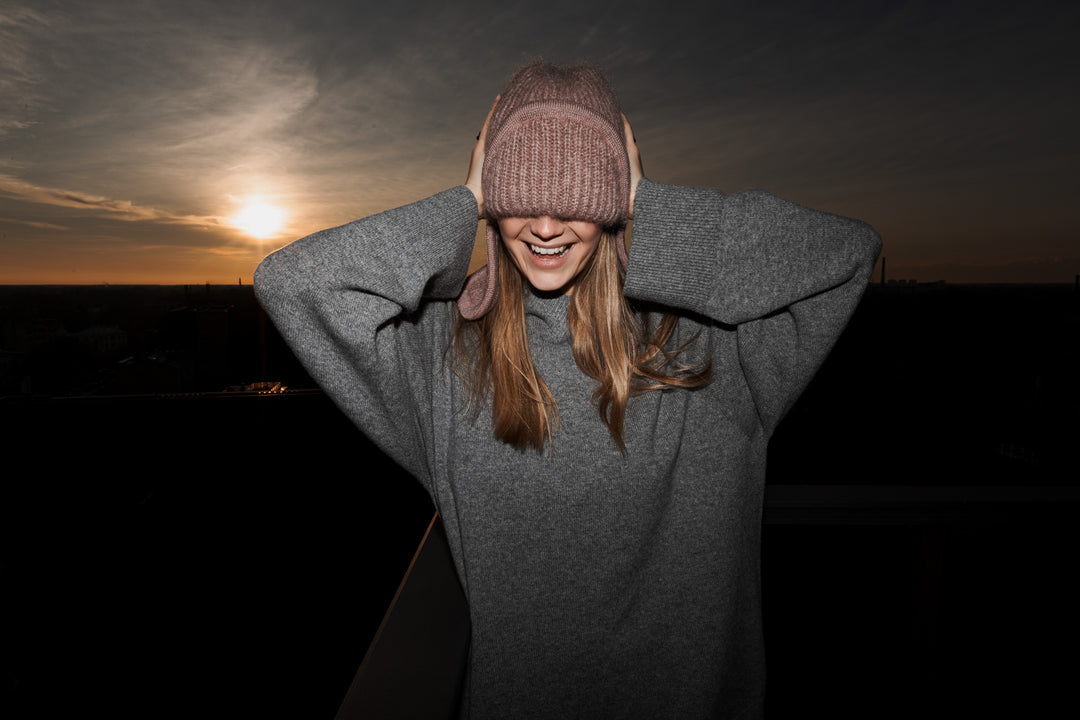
top-left (232, 200), bottom-right (285, 239)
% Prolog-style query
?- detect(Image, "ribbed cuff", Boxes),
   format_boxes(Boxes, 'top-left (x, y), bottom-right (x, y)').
top-left (624, 178), bottom-right (726, 315)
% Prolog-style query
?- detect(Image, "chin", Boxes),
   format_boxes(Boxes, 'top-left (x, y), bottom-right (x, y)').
top-left (527, 277), bottom-right (574, 294)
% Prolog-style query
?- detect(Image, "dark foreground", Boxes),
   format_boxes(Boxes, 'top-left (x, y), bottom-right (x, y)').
top-left (2, 282), bottom-right (1078, 718)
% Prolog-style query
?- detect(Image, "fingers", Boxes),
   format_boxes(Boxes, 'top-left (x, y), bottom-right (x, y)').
top-left (466, 95), bottom-right (500, 218)
top-left (477, 94), bottom-right (499, 145)
top-left (622, 114), bottom-right (644, 218)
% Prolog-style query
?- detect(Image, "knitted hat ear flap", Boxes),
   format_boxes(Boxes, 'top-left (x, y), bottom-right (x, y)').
top-left (456, 222), bottom-right (501, 320)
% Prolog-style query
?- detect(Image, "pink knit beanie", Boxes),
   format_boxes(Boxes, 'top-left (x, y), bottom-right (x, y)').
top-left (457, 63), bottom-right (631, 320)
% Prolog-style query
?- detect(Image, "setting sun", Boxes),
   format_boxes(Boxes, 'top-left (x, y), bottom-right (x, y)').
top-left (232, 200), bottom-right (285, 239)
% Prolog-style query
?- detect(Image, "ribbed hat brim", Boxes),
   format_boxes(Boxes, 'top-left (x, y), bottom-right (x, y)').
top-left (483, 104), bottom-right (629, 226)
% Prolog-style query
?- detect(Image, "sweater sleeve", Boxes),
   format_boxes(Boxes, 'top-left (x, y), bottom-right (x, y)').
top-left (253, 185), bottom-right (480, 483)
top-left (624, 178), bottom-right (882, 434)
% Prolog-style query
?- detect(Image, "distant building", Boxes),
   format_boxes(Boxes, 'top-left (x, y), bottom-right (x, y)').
top-left (71, 325), bottom-right (128, 356)
top-left (224, 380), bottom-right (288, 394)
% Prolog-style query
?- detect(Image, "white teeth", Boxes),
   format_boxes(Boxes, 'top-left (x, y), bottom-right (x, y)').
top-left (530, 244), bottom-right (569, 256)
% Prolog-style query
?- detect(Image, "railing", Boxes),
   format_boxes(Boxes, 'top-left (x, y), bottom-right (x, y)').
top-left (335, 514), bottom-right (469, 720)
top-left (763, 483), bottom-right (1080, 524)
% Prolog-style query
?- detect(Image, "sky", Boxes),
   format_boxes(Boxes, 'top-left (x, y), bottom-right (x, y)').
top-left (0, 0), bottom-right (1077, 284)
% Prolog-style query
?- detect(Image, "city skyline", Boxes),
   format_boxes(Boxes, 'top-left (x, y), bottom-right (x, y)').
top-left (1, 0), bottom-right (1077, 284)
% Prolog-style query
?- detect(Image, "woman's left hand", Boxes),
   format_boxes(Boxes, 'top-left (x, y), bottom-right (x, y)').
top-left (623, 114), bottom-right (644, 219)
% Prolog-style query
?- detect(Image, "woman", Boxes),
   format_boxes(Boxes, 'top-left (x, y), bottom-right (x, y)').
top-left (255, 63), bottom-right (880, 719)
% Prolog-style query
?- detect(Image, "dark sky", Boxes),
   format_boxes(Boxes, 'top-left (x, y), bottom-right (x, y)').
top-left (1, 0), bottom-right (1076, 283)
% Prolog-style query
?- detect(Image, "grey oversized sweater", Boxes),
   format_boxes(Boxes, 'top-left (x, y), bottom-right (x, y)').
top-left (254, 178), bottom-right (881, 719)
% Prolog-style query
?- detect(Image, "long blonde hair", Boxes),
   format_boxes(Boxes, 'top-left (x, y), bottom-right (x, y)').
top-left (452, 229), bottom-right (711, 452)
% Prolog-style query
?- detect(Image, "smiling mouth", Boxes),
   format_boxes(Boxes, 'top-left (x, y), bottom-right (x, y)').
top-left (529, 243), bottom-right (570, 257)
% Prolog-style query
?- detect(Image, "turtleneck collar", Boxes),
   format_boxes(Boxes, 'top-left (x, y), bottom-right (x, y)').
top-left (523, 286), bottom-right (573, 343)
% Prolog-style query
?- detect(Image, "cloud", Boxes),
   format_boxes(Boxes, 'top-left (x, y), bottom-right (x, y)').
top-left (1, 218), bottom-right (70, 231)
top-left (0, 4), bottom-right (51, 139)
top-left (1, 1), bottom-right (1077, 284)
top-left (0, 173), bottom-right (223, 229)
top-left (0, 2), bottom-right (322, 207)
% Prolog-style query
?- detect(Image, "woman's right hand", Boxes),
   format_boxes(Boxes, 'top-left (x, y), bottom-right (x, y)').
top-left (623, 114), bottom-right (644, 219)
top-left (465, 95), bottom-right (499, 218)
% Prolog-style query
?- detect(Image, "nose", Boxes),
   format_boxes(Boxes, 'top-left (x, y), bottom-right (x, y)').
top-left (529, 216), bottom-right (564, 241)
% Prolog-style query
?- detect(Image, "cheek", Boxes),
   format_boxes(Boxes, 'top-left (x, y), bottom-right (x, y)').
top-left (569, 221), bottom-right (601, 237)
top-left (496, 222), bottom-right (524, 263)
top-left (496, 219), bottom-right (525, 240)
top-left (576, 226), bottom-right (604, 261)
top-left (499, 236), bottom-right (528, 274)
top-left (570, 222), bottom-right (603, 248)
